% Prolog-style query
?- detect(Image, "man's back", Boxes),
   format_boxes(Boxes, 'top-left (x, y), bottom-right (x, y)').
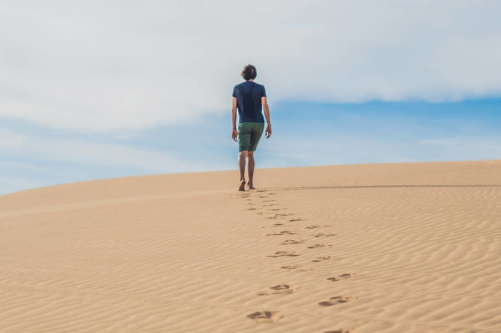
top-left (231, 64), bottom-right (271, 191)
top-left (232, 81), bottom-right (266, 123)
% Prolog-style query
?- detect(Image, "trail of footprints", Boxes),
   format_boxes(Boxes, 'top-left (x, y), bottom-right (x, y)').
top-left (238, 190), bottom-right (362, 331)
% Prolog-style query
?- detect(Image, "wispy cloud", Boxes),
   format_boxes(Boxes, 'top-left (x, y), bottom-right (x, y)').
top-left (417, 139), bottom-right (461, 147)
top-left (0, 128), bottom-right (197, 173)
top-left (416, 137), bottom-right (501, 159)
top-left (0, 176), bottom-right (44, 195)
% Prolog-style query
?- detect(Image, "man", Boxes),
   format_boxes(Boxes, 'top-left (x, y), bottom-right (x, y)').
top-left (231, 64), bottom-right (272, 191)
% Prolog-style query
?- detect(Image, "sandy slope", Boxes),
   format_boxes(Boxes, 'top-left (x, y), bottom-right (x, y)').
top-left (1, 160), bottom-right (501, 333)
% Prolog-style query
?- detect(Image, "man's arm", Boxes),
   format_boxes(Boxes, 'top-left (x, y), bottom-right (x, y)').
top-left (231, 97), bottom-right (238, 142)
top-left (262, 96), bottom-right (272, 138)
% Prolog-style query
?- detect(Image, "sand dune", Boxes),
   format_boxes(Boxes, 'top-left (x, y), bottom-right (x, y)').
top-left (1, 160), bottom-right (501, 333)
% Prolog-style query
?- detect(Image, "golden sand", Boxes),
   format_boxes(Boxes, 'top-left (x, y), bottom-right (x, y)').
top-left (1, 160), bottom-right (501, 332)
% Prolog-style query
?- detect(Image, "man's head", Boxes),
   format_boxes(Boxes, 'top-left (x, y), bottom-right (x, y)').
top-left (241, 64), bottom-right (257, 81)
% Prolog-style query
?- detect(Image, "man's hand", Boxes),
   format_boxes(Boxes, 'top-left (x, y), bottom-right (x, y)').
top-left (265, 125), bottom-right (272, 138)
top-left (232, 129), bottom-right (238, 142)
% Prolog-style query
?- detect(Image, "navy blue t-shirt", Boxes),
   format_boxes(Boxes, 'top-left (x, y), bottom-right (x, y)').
top-left (232, 81), bottom-right (266, 123)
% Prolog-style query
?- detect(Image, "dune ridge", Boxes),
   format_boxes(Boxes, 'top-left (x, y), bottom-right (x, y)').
top-left (1, 160), bottom-right (501, 332)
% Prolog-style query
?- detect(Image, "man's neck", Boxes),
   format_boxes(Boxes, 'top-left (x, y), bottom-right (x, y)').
top-left (246, 79), bottom-right (253, 82)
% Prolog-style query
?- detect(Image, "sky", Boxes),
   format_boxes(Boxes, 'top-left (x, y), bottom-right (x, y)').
top-left (1, 1), bottom-right (501, 195)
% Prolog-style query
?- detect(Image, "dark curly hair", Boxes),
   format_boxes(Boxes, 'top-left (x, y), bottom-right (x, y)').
top-left (241, 64), bottom-right (257, 80)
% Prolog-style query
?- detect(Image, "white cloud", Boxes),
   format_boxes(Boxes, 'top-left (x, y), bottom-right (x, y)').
top-left (261, 134), bottom-right (414, 167)
top-left (0, 128), bottom-right (197, 173)
top-left (417, 139), bottom-right (461, 146)
top-left (0, 176), bottom-right (44, 195)
top-left (417, 137), bottom-right (501, 157)
top-left (1, 0), bottom-right (501, 131)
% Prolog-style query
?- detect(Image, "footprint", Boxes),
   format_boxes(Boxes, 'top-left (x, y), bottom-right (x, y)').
top-left (306, 225), bottom-right (320, 229)
top-left (247, 311), bottom-right (282, 323)
top-left (313, 233), bottom-right (337, 237)
top-left (319, 296), bottom-right (358, 307)
top-left (280, 265), bottom-right (311, 271)
top-left (263, 200), bottom-right (276, 202)
top-left (247, 207), bottom-right (257, 211)
top-left (257, 212), bottom-right (264, 215)
top-left (307, 244), bottom-right (332, 249)
top-left (266, 213), bottom-right (292, 219)
top-left (257, 284), bottom-right (296, 296)
top-left (271, 284), bottom-right (292, 290)
top-left (289, 218), bottom-right (307, 222)
top-left (266, 230), bottom-right (298, 236)
top-left (325, 330), bottom-right (361, 333)
top-left (328, 273), bottom-right (361, 282)
top-left (339, 273), bottom-right (361, 278)
top-left (281, 239), bottom-right (306, 245)
top-left (264, 204), bottom-right (277, 207)
top-left (267, 251), bottom-right (300, 258)
top-left (311, 256), bottom-right (337, 262)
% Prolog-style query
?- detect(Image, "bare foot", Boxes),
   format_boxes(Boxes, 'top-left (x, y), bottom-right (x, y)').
top-left (239, 180), bottom-right (246, 191)
top-left (247, 182), bottom-right (255, 190)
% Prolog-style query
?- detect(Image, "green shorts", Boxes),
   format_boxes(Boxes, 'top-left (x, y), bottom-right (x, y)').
top-left (238, 122), bottom-right (265, 152)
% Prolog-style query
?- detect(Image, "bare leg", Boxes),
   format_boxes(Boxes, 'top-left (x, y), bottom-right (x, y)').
top-left (238, 151), bottom-right (247, 191)
top-left (247, 151), bottom-right (255, 190)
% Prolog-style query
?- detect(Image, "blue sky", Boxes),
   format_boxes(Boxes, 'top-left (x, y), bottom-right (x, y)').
top-left (1, 1), bottom-right (501, 195)
top-left (2, 98), bottom-right (501, 195)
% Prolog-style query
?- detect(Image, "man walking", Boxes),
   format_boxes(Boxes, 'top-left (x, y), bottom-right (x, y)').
top-left (231, 64), bottom-right (272, 191)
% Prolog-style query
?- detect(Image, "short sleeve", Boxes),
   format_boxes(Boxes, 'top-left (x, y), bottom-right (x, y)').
top-left (232, 86), bottom-right (237, 97)
top-left (261, 86), bottom-right (267, 98)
